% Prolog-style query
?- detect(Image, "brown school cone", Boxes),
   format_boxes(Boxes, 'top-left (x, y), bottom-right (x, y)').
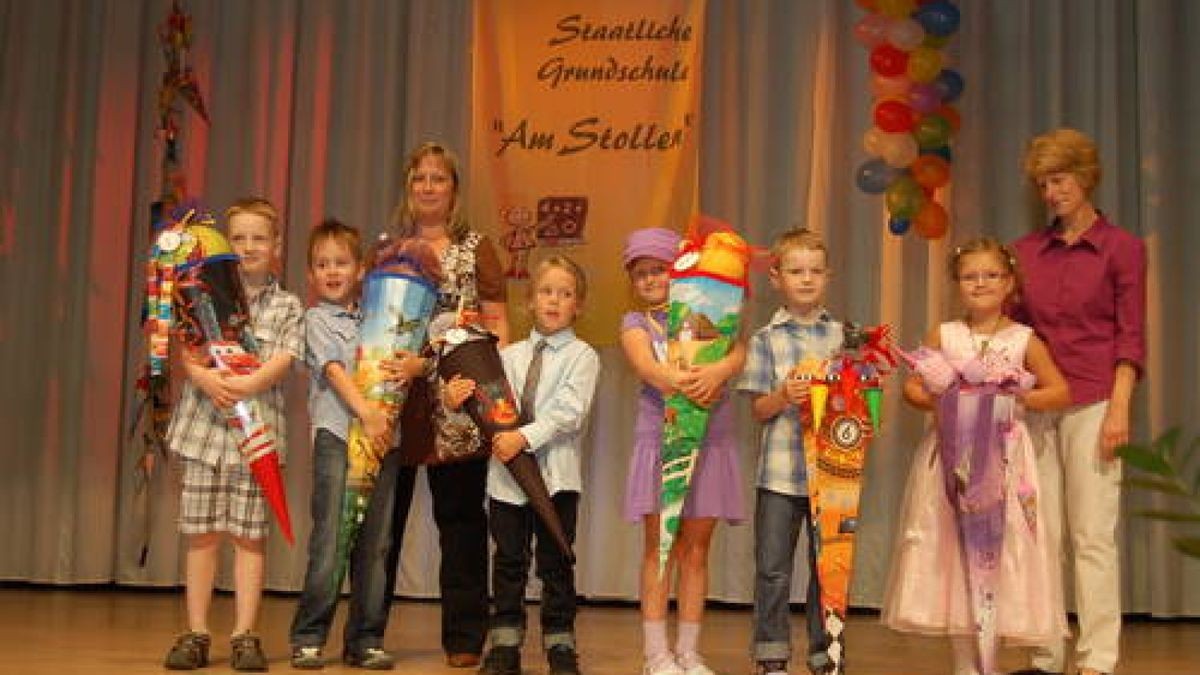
top-left (437, 326), bottom-right (575, 562)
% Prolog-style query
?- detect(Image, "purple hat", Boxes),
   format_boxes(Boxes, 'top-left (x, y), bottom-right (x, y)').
top-left (622, 227), bottom-right (680, 268)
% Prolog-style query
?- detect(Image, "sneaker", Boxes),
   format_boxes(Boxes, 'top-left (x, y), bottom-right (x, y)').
top-left (478, 645), bottom-right (521, 675)
top-left (290, 645), bottom-right (323, 669)
top-left (230, 632), bottom-right (268, 672)
top-left (343, 647), bottom-right (395, 670)
top-left (546, 644), bottom-right (581, 675)
top-left (754, 660), bottom-right (788, 675)
top-left (164, 631), bottom-right (211, 670)
top-left (644, 653), bottom-right (684, 675)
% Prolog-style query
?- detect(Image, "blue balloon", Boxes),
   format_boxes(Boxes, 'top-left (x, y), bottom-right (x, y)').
top-left (855, 158), bottom-right (899, 194)
top-left (888, 217), bottom-right (911, 235)
top-left (933, 69), bottom-right (965, 103)
top-left (915, 2), bottom-right (960, 38)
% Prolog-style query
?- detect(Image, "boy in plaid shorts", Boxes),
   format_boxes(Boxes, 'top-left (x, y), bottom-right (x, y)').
top-left (164, 197), bottom-right (304, 671)
top-left (737, 229), bottom-right (843, 675)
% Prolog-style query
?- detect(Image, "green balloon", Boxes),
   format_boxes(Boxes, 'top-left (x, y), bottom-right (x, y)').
top-left (885, 175), bottom-right (926, 220)
top-left (913, 114), bottom-right (952, 150)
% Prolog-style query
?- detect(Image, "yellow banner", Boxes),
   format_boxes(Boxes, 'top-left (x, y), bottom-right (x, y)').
top-left (470, 0), bottom-right (705, 345)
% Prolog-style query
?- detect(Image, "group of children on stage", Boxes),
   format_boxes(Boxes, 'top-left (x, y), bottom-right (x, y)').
top-left (160, 195), bottom-right (1071, 675)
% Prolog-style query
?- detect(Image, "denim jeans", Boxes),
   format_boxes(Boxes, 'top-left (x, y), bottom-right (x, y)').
top-left (289, 429), bottom-right (400, 654)
top-left (752, 487), bottom-right (826, 666)
top-left (487, 491), bottom-right (579, 650)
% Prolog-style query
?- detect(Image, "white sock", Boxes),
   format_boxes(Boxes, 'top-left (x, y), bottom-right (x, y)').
top-left (675, 621), bottom-right (702, 666)
top-left (643, 620), bottom-right (671, 661)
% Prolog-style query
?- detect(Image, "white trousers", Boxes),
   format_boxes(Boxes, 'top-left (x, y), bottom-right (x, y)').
top-left (1026, 401), bottom-right (1123, 673)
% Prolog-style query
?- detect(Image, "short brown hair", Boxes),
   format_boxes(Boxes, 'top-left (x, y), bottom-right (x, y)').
top-left (307, 219), bottom-right (362, 268)
top-left (770, 227), bottom-right (827, 268)
top-left (225, 197), bottom-right (280, 235)
top-left (532, 254), bottom-right (587, 301)
top-left (1023, 128), bottom-right (1101, 194)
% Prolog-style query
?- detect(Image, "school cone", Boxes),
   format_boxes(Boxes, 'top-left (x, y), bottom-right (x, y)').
top-left (658, 220), bottom-right (751, 574)
top-left (437, 324), bottom-right (574, 561)
top-left (240, 424), bottom-right (294, 544)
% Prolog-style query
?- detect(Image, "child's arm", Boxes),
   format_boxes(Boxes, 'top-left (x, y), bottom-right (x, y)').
top-left (224, 351), bottom-right (295, 399)
top-left (902, 327), bottom-right (942, 411)
top-left (678, 338), bottom-right (747, 407)
top-left (1019, 334), bottom-right (1071, 411)
top-left (321, 360), bottom-right (390, 449)
top-left (495, 345), bottom-right (600, 462)
top-left (441, 374), bottom-right (476, 411)
top-left (181, 349), bottom-right (239, 409)
top-left (619, 325), bottom-right (680, 395)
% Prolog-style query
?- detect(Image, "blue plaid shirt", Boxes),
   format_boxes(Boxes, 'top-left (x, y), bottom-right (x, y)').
top-left (737, 307), bottom-right (843, 497)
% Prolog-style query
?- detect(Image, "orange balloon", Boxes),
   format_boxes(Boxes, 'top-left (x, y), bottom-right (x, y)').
top-left (914, 201), bottom-right (949, 239)
top-left (910, 154), bottom-right (951, 190)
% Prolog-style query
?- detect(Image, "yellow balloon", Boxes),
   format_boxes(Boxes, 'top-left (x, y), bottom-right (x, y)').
top-left (875, 0), bottom-right (916, 19)
top-left (907, 46), bottom-right (943, 83)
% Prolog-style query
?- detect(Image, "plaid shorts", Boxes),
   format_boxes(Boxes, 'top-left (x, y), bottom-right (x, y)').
top-left (178, 457), bottom-right (269, 539)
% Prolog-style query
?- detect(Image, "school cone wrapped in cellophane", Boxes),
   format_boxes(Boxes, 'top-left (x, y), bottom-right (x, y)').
top-left (795, 322), bottom-right (896, 674)
top-left (436, 321), bottom-right (575, 562)
top-left (331, 239), bottom-right (439, 592)
top-left (658, 216), bottom-right (751, 574)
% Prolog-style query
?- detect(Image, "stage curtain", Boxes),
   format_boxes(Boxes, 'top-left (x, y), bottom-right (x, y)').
top-left (1, 0), bottom-right (1197, 619)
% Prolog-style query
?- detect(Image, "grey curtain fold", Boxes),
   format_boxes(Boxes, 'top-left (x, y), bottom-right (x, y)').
top-left (1, 0), bottom-right (1196, 617)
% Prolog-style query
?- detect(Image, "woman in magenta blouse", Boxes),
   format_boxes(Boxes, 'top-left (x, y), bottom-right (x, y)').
top-left (1009, 128), bottom-right (1147, 675)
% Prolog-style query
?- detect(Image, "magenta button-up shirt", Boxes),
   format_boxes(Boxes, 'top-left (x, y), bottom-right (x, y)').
top-left (1011, 214), bottom-right (1147, 406)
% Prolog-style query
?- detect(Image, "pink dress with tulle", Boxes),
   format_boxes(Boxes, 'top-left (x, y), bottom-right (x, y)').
top-left (881, 321), bottom-right (1067, 645)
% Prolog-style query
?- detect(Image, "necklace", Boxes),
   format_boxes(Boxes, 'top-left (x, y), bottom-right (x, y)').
top-left (969, 316), bottom-right (1004, 355)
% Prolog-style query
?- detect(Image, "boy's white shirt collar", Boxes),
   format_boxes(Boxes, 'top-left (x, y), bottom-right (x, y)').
top-left (527, 325), bottom-right (576, 348)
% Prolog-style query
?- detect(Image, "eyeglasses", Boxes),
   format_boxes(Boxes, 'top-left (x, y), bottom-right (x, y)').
top-left (957, 271), bottom-right (1009, 285)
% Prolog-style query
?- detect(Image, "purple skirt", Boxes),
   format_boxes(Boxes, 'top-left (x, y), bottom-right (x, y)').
top-left (623, 401), bottom-right (746, 524)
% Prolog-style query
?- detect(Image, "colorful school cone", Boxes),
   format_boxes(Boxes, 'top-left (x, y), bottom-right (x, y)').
top-left (161, 216), bottom-right (295, 543)
top-left (436, 324), bottom-right (575, 562)
top-left (658, 218), bottom-right (750, 574)
top-left (799, 322), bottom-right (895, 674)
top-left (936, 382), bottom-right (1006, 675)
top-left (333, 258), bottom-right (437, 592)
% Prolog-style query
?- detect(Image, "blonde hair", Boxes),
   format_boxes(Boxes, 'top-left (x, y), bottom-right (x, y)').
top-left (532, 254), bottom-right (587, 301)
top-left (389, 142), bottom-right (470, 242)
top-left (770, 227), bottom-right (827, 268)
top-left (225, 197), bottom-right (280, 236)
top-left (307, 219), bottom-right (362, 268)
top-left (950, 236), bottom-right (1023, 294)
top-left (1023, 128), bottom-right (1101, 194)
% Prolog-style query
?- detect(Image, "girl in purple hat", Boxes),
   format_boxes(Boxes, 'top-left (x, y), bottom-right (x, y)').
top-left (619, 227), bottom-right (747, 675)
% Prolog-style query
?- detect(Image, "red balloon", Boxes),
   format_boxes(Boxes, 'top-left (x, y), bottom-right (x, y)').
top-left (869, 44), bottom-right (909, 78)
top-left (874, 99), bottom-right (915, 133)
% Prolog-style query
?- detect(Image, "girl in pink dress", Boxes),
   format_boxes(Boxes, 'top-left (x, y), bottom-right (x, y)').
top-left (619, 228), bottom-right (746, 675)
top-left (882, 237), bottom-right (1071, 675)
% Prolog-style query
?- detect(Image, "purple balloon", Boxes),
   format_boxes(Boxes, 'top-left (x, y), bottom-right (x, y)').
top-left (908, 83), bottom-right (941, 114)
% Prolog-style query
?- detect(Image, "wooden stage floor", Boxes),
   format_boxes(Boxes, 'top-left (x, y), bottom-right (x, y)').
top-left (1, 587), bottom-right (1196, 674)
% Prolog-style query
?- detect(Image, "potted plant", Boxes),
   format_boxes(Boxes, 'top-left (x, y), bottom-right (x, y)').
top-left (1116, 427), bottom-right (1200, 558)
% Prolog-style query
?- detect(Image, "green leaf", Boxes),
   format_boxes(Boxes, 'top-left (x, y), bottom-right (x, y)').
top-left (1153, 426), bottom-right (1182, 458)
top-left (1172, 537), bottom-right (1200, 559)
top-left (1122, 477), bottom-right (1189, 497)
top-left (1181, 434), bottom-right (1200, 468)
top-left (1117, 444), bottom-right (1173, 476)
top-left (1132, 509), bottom-right (1200, 523)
